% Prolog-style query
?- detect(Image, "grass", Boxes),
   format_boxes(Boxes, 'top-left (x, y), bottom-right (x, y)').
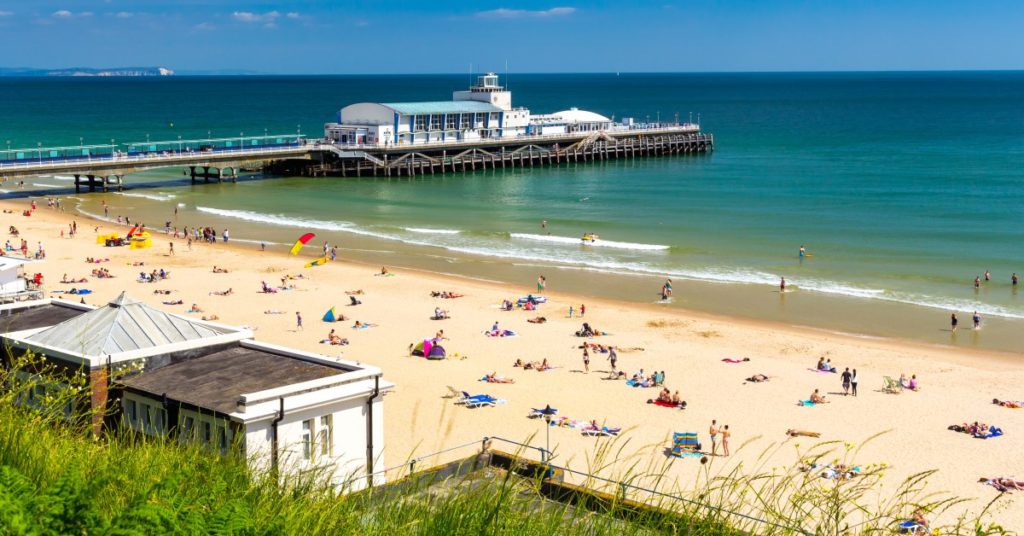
top-left (0, 352), bottom-right (1013, 535)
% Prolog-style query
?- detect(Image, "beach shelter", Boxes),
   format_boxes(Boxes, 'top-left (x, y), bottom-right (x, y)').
top-left (411, 340), bottom-right (426, 356)
top-left (671, 432), bottom-right (702, 457)
top-left (322, 307), bottom-right (340, 322)
top-left (426, 344), bottom-right (446, 360)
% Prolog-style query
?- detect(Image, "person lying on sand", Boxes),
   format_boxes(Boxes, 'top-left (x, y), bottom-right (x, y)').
top-left (210, 288), bottom-right (233, 296)
top-left (432, 307), bottom-right (449, 320)
top-left (527, 316), bottom-right (547, 324)
top-left (212, 266), bottom-right (229, 273)
top-left (264, 310), bottom-right (285, 315)
top-left (786, 429), bottom-right (821, 438)
top-left (979, 477), bottom-right (1024, 492)
top-left (260, 281), bottom-right (278, 294)
top-left (153, 289), bottom-right (172, 295)
top-left (188, 304), bottom-right (204, 313)
top-left (201, 315), bottom-right (219, 321)
top-left (723, 357), bottom-right (750, 363)
top-left (352, 320), bottom-right (377, 329)
top-left (484, 372), bottom-right (515, 384)
top-left (345, 290), bottom-right (365, 295)
top-left (992, 398), bottom-right (1023, 408)
top-left (500, 299), bottom-right (514, 311)
top-left (162, 300), bottom-right (184, 305)
top-left (746, 374), bottom-right (770, 383)
top-left (809, 389), bottom-right (828, 404)
top-left (62, 276), bottom-right (89, 284)
top-left (431, 291), bottom-right (465, 298)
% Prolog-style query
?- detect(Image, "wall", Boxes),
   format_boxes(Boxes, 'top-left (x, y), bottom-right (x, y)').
top-left (338, 103), bottom-right (394, 126)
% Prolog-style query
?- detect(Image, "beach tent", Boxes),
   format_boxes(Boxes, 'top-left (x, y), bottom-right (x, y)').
top-left (426, 344), bottom-right (446, 360)
top-left (322, 307), bottom-right (340, 322)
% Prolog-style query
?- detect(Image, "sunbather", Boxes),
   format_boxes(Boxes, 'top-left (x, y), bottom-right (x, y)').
top-left (211, 288), bottom-right (233, 296)
top-left (746, 374), bottom-right (770, 383)
top-left (527, 316), bottom-right (547, 324)
top-left (212, 266), bottom-right (229, 273)
top-left (188, 304), bottom-right (204, 313)
top-left (432, 307), bottom-right (449, 320)
top-left (723, 357), bottom-right (750, 363)
top-left (162, 300), bottom-right (184, 305)
top-left (992, 398), bottom-right (1023, 408)
top-left (786, 429), bottom-right (821, 438)
top-left (484, 372), bottom-right (515, 384)
top-left (345, 289), bottom-right (365, 295)
top-left (809, 389), bottom-right (828, 404)
top-left (979, 477), bottom-right (1024, 492)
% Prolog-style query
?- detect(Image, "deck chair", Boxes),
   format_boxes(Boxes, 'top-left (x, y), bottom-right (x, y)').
top-left (581, 425), bottom-right (621, 436)
top-left (529, 407), bottom-right (558, 419)
top-left (882, 376), bottom-right (903, 394)
top-left (444, 385), bottom-right (462, 399)
top-left (463, 395), bottom-right (498, 408)
top-left (671, 432), bottom-right (702, 457)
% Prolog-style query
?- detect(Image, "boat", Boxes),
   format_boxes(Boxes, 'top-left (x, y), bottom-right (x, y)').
top-left (581, 233), bottom-right (599, 243)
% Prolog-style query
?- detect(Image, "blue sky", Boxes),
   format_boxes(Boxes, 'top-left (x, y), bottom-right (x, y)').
top-left (0, 1), bottom-right (1021, 73)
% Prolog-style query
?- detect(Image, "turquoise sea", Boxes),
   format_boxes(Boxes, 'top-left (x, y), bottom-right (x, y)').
top-left (2, 72), bottom-right (1023, 351)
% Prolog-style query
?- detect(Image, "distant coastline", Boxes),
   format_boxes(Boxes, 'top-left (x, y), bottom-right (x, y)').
top-left (0, 66), bottom-right (173, 77)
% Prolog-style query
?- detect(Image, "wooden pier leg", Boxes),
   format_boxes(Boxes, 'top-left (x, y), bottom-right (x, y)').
top-left (74, 174), bottom-right (81, 193)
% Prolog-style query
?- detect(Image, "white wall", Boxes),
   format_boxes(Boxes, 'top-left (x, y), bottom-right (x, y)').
top-left (339, 103), bottom-right (395, 127)
top-left (0, 267), bottom-right (26, 295)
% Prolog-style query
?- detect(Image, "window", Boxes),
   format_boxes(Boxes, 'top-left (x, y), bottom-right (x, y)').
top-left (460, 114), bottom-right (470, 129)
top-left (446, 114), bottom-right (457, 129)
top-left (125, 399), bottom-right (137, 426)
top-left (218, 426), bottom-right (228, 453)
top-left (302, 419), bottom-right (313, 460)
top-left (202, 422), bottom-right (212, 444)
top-left (319, 415), bottom-right (333, 457)
top-left (141, 403), bottom-right (151, 431)
top-left (429, 114), bottom-right (441, 130)
top-left (182, 416), bottom-right (195, 441)
top-left (414, 115), bottom-right (426, 131)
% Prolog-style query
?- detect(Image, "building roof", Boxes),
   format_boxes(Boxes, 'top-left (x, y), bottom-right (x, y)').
top-left (121, 345), bottom-right (345, 415)
top-left (553, 108), bottom-right (611, 124)
top-left (0, 302), bottom-right (90, 333)
top-left (23, 292), bottom-right (235, 358)
top-left (380, 101), bottom-right (502, 115)
top-left (0, 257), bottom-right (33, 272)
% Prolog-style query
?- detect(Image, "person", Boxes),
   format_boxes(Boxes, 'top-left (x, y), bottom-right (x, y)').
top-left (746, 373), bottom-right (769, 382)
top-left (979, 477), bottom-right (1024, 492)
top-left (721, 425), bottom-right (731, 456)
top-left (709, 420), bottom-right (719, 456)
top-left (537, 275), bottom-right (546, 293)
top-left (841, 367), bottom-right (852, 395)
top-left (910, 509), bottom-right (930, 533)
top-left (1014, 273), bottom-right (1019, 287)
top-left (799, 245), bottom-right (806, 258)
top-left (568, 306), bottom-right (574, 318)
top-left (907, 374), bottom-right (919, 391)
top-left (984, 270), bottom-right (991, 281)
top-left (809, 389), bottom-right (827, 404)
top-left (608, 347), bottom-right (618, 372)
top-left (491, 321), bottom-right (499, 333)
top-left (974, 276), bottom-right (981, 289)
top-left (664, 279), bottom-right (673, 296)
top-left (580, 303), bottom-right (586, 317)
top-left (582, 345), bottom-right (590, 373)
top-left (973, 311), bottom-right (981, 329)
top-left (379, 266), bottom-right (389, 276)
top-left (296, 311), bottom-right (303, 330)
top-left (541, 219), bottom-right (547, 230)
top-left (992, 398), bottom-right (1023, 408)
top-left (168, 241), bottom-right (174, 256)
top-left (786, 429), bottom-right (821, 438)
top-left (780, 276), bottom-right (786, 293)
top-left (951, 312), bottom-right (958, 332)
top-left (223, 228), bottom-right (229, 242)
top-left (850, 368), bottom-right (858, 396)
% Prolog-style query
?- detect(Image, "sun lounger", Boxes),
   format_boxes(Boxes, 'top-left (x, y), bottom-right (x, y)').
top-left (528, 407), bottom-right (558, 418)
top-left (670, 432), bottom-right (702, 457)
top-left (457, 391), bottom-right (500, 408)
top-left (898, 520), bottom-right (928, 534)
top-left (445, 385), bottom-right (462, 399)
top-left (882, 376), bottom-right (903, 394)
top-left (581, 425), bottom-right (620, 436)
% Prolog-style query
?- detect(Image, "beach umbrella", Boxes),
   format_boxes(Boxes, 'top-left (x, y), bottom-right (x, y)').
top-left (290, 232), bottom-right (316, 255)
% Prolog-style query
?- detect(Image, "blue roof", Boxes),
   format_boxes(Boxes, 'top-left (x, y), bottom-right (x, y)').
top-left (380, 101), bottom-right (502, 115)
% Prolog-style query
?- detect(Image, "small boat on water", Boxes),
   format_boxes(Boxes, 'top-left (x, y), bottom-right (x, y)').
top-left (581, 233), bottom-right (599, 243)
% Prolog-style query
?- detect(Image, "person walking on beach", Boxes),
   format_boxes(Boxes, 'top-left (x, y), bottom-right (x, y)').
top-left (608, 347), bottom-right (617, 373)
top-left (841, 367), bottom-right (852, 395)
top-left (721, 425), bottom-right (731, 456)
top-left (168, 242), bottom-right (174, 256)
top-left (580, 303), bottom-right (586, 317)
top-left (973, 311), bottom-right (982, 330)
top-left (780, 277), bottom-right (786, 293)
top-left (850, 369), bottom-right (858, 396)
top-left (582, 345), bottom-right (590, 373)
top-left (222, 229), bottom-right (229, 243)
top-left (709, 420), bottom-right (719, 456)
top-left (568, 306), bottom-right (574, 318)
top-left (951, 313), bottom-right (958, 332)
top-left (296, 311), bottom-right (303, 331)
top-left (537, 275), bottom-right (546, 293)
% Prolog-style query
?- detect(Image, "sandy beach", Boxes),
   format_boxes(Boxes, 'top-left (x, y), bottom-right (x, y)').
top-left (5, 198), bottom-right (1022, 530)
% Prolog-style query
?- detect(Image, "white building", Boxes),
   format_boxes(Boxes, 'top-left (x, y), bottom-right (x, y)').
top-left (324, 73), bottom-right (610, 146)
top-left (0, 257), bottom-right (39, 302)
top-left (1, 293), bottom-right (392, 491)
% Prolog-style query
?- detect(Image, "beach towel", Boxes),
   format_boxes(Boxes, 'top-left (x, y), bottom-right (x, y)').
top-left (807, 368), bottom-right (834, 374)
top-left (975, 426), bottom-right (1004, 439)
top-left (798, 400), bottom-right (816, 407)
top-left (652, 399), bottom-right (684, 409)
top-left (484, 329), bottom-right (517, 337)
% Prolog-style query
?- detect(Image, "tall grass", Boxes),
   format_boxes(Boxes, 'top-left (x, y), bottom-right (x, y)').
top-left (0, 352), bottom-right (1012, 535)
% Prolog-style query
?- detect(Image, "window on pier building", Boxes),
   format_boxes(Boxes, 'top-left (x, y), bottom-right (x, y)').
top-left (490, 112), bottom-right (500, 124)
top-left (414, 115), bottom-right (426, 132)
top-left (429, 115), bottom-right (441, 130)
top-left (460, 114), bottom-right (471, 129)
top-left (446, 114), bottom-right (457, 130)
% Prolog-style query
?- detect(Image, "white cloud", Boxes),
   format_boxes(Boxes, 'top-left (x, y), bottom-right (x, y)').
top-left (115, 11), bottom-right (132, 18)
top-left (232, 10), bottom-right (280, 24)
top-left (52, 10), bottom-right (73, 18)
top-left (477, 7), bottom-right (576, 18)
top-left (193, 21), bottom-right (215, 30)
top-left (286, 12), bottom-right (300, 19)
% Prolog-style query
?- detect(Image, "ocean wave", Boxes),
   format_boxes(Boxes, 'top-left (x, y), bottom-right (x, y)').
top-left (510, 232), bottom-right (669, 251)
top-left (196, 206), bottom-right (355, 232)
top-left (52, 175), bottom-right (76, 181)
top-left (31, 183), bottom-right (61, 189)
top-left (404, 227), bottom-right (461, 235)
top-left (118, 192), bottom-right (176, 202)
